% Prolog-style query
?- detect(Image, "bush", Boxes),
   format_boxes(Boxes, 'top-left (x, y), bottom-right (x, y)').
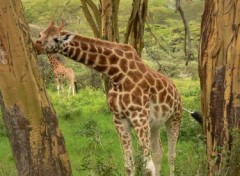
top-left (79, 120), bottom-right (122, 176)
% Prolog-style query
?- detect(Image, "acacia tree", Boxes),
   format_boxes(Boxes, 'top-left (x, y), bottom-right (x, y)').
top-left (198, 1), bottom-right (240, 175)
top-left (101, 0), bottom-right (120, 42)
top-left (80, 0), bottom-right (102, 38)
top-left (124, 0), bottom-right (148, 56)
top-left (0, 0), bottom-right (72, 175)
top-left (175, 0), bottom-right (192, 65)
top-left (80, 0), bottom-right (119, 41)
top-left (80, 0), bottom-right (120, 92)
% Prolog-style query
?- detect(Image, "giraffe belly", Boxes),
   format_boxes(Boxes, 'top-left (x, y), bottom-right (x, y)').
top-left (149, 101), bottom-right (172, 127)
top-left (108, 89), bottom-right (147, 119)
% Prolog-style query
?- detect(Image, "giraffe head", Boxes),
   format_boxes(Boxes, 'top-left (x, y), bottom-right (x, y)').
top-left (35, 21), bottom-right (64, 54)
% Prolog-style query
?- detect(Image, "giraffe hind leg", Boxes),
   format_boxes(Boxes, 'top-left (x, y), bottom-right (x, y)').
top-left (150, 126), bottom-right (163, 176)
top-left (132, 119), bottom-right (155, 176)
top-left (68, 84), bottom-right (71, 96)
top-left (71, 84), bottom-right (75, 96)
top-left (72, 82), bottom-right (75, 96)
top-left (165, 113), bottom-right (181, 176)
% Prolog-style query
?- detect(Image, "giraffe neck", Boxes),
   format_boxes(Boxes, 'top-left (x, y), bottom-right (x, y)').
top-left (48, 55), bottom-right (62, 70)
top-left (57, 33), bottom-right (138, 83)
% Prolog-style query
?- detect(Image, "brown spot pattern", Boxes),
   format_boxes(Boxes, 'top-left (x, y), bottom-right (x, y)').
top-left (103, 48), bottom-right (112, 55)
top-left (81, 42), bottom-right (88, 51)
top-left (109, 54), bottom-right (119, 65)
top-left (114, 49), bottom-right (124, 56)
top-left (72, 48), bottom-right (80, 60)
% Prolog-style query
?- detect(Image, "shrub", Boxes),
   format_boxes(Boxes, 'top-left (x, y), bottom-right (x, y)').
top-left (79, 120), bottom-right (122, 176)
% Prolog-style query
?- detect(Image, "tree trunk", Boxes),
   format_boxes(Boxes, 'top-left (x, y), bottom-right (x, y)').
top-left (101, 0), bottom-right (113, 94)
top-left (124, 0), bottom-right (148, 56)
top-left (101, 0), bottom-right (120, 42)
top-left (101, 0), bottom-right (113, 41)
top-left (198, 1), bottom-right (240, 175)
top-left (100, 0), bottom-right (120, 94)
top-left (0, 0), bottom-right (72, 175)
top-left (112, 0), bottom-right (120, 42)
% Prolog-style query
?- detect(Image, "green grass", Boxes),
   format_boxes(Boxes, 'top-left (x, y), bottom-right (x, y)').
top-left (0, 78), bottom-right (205, 176)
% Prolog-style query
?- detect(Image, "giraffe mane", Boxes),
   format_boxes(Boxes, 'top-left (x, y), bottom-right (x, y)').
top-left (60, 31), bottom-right (136, 52)
top-left (59, 31), bottom-right (142, 62)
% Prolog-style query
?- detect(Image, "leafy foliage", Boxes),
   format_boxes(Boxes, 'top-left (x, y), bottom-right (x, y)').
top-left (25, 0), bottom-right (203, 83)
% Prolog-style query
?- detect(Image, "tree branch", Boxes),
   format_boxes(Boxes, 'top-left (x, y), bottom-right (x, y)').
top-left (80, 0), bottom-right (100, 38)
top-left (85, 0), bottom-right (101, 31)
top-left (145, 21), bottom-right (177, 60)
top-left (124, 0), bottom-right (140, 44)
top-left (175, 0), bottom-right (192, 65)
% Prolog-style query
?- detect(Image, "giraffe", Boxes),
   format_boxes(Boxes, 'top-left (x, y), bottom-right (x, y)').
top-left (47, 54), bottom-right (77, 96)
top-left (35, 21), bottom-right (182, 176)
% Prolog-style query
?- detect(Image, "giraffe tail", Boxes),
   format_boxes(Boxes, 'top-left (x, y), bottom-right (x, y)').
top-left (190, 111), bottom-right (202, 125)
top-left (74, 81), bottom-right (78, 93)
top-left (182, 107), bottom-right (202, 125)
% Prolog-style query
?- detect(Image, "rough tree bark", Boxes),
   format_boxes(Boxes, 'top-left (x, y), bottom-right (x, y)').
top-left (101, 0), bottom-right (120, 42)
top-left (198, 1), bottom-right (240, 175)
top-left (0, 0), bottom-right (72, 175)
top-left (124, 0), bottom-right (148, 56)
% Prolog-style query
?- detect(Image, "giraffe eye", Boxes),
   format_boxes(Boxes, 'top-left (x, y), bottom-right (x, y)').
top-left (53, 38), bottom-right (59, 43)
top-left (38, 34), bottom-right (41, 38)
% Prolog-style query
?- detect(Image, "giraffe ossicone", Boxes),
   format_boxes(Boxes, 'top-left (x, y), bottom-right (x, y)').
top-left (35, 21), bottom-right (182, 176)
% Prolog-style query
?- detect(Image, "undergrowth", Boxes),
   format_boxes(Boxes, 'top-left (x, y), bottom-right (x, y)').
top-left (0, 79), bottom-right (207, 176)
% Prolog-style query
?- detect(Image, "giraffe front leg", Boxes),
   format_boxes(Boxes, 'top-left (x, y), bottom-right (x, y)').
top-left (132, 117), bottom-right (156, 176)
top-left (150, 126), bottom-right (163, 176)
top-left (60, 79), bottom-right (64, 92)
top-left (114, 116), bottom-right (135, 176)
top-left (55, 78), bottom-right (60, 95)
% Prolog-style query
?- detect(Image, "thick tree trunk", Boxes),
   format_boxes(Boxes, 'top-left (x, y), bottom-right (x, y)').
top-left (0, 0), bottom-right (72, 175)
top-left (198, 1), bottom-right (240, 175)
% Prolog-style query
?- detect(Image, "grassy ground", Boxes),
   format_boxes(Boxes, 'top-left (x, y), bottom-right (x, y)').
top-left (0, 78), bottom-right (206, 176)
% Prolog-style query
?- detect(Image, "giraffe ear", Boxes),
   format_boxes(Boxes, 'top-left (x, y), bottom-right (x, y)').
top-left (58, 23), bottom-right (64, 32)
top-left (49, 21), bottom-right (55, 27)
